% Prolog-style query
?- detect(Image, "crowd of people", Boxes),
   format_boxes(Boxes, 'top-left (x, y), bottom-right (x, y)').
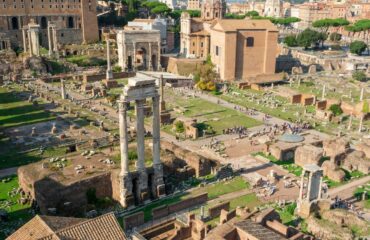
top-left (223, 126), bottom-right (248, 137)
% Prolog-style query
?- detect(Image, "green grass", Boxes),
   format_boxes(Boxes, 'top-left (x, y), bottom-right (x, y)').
top-left (66, 55), bottom-right (106, 67)
top-left (229, 193), bottom-right (261, 210)
top-left (166, 89), bottom-right (261, 135)
top-left (275, 203), bottom-right (297, 226)
top-left (0, 87), bottom-right (55, 128)
top-left (0, 139), bottom-right (68, 170)
top-left (191, 176), bottom-right (250, 199)
top-left (254, 152), bottom-right (303, 177)
top-left (0, 175), bottom-right (33, 239)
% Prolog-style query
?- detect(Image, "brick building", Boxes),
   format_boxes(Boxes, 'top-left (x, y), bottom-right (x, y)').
top-left (0, 0), bottom-right (99, 49)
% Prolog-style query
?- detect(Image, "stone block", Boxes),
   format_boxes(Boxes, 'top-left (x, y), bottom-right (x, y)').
top-left (295, 145), bottom-right (324, 168)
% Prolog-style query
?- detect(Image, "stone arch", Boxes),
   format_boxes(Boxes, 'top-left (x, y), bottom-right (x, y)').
top-left (151, 54), bottom-right (157, 70)
top-left (135, 46), bottom-right (147, 70)
top-left (11, 17), bottom-right (19, 30)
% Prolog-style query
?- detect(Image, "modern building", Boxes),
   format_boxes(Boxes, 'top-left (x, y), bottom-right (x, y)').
top-left (0, 0), bottom-right (99, 49)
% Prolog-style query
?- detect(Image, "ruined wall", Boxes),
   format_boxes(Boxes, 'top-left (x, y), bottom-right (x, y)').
top-left (83, 72), bottom-right (135, 83)
top-left (161, 141), bottom-right (216, 177)
top-left (123, 211), bottom-right (145, 230)
top-left (208, 202), bottom-right (230, 219)
top-left (151, 193), bottom-right (208, 220)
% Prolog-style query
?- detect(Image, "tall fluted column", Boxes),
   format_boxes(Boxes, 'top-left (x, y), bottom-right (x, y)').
top-left (47, 25), bottom-right (52, 56)
top-left (119, 100), bottom-right (129, 176)
top-left (106, 39), bottom-right (113, 80)
top-left (152, 95), bottom-right (161, 166)
top-left (157, 41), bottom-right (161, 71)
top-left (22, 28), bottom-right (27, 51)
top-left (133, 42), bottom-right (136, 71)
top-left (27, 30), bottom-right (32, 57)
top-left (135, 99), bottom-right (146, 171)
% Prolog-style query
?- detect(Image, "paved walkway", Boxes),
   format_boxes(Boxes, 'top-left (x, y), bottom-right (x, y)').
top-left (328, 175), bottom-right (370, 199)
top-left (0, 167), bottom-right (18, 178)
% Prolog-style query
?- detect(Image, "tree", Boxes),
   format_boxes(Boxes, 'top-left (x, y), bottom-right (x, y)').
top-left (345, 19), bottom-right (370, 54)
top-left (195, 55), bottom-right (218, 91)
top-left (329, 104), bottom-right (343, 116)
top-left (313, 18), bottom-right (350, 33)
top-left (330, 32), bottom-right (342, 42)
top-left (296, 28), bottom-right (322, 49)
top-left (284, 35), bottom-right (298, 47)
top-left (246, 10), bottom-right (259, 17)
top-left (350, 41), bottom-right (367, 55)
top-left (352, 70), bottom-right (367, 82)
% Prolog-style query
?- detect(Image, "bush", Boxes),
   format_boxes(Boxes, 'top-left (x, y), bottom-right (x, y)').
top-left (175, 121), bottom-right (184, 133)
top-left (128, 150), bottom-right (138, 160)
top-left (329, 104), bottom-right (343, 116)
top-left (113, 65), bottom-right (122, 73)
top-left (330, 32), bottom-right (342, 42)
top-left (352, 70), bottom-right (367, 82)
top-left (284, 35), bottom-right (298, 47)
top-left (350, 41), bottom-right (367, 55)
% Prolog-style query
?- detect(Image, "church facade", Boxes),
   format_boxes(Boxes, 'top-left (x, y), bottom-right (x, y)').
top-left (180, 0), bottom-right (279, 82)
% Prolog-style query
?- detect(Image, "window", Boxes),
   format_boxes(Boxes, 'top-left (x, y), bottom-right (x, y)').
top-left (246, 37), bottom-right (254, 47)
top-left (215, 46), bottom-right (219, 56)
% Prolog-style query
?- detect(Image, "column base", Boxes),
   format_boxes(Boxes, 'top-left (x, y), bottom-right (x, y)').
top-left (157, 184), bottom-right (166, 197)
top-left (140, 189), bottom-right (150, 204)
top-left (120, 174), bottom-right (134, 208)
top-left (103, 79), bottom-right (118, 89)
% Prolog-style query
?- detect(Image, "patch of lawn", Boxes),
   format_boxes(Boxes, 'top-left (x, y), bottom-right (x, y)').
top-left (0, 88), bottom-right (55, 128)
top-left (66, 55), bottom-right (106, 67)
top-left (275, 202), bottom-right (297, 226)
top-left (0, 175), bottom-right (33, 239)
top-left (191, 176), bottom-right (250, 199)
top-left (254, 152), bottom-right (303, 177)
top-left (229, 193), bottom-right (261, 210)
top-left (166, 89), bottom-right (261, 135)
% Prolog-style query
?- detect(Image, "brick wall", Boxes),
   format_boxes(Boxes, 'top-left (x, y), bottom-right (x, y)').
top-left (123, 211), bottom-right (145, 230)
top-left (208, 202), bottom-right (230, 219)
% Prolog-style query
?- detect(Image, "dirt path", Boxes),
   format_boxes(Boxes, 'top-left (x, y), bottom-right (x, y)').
top-left (328, 175), bottom-right (370, 199)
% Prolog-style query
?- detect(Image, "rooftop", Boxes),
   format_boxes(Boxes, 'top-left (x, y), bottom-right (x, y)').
top-left (211, 19), bottom-right (278, 32)
top-left (235, 220), bottom-right (287, 240)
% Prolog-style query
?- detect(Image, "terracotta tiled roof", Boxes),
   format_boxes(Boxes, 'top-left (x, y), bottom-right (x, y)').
top-left (211, 19), bottom-right (278, 32)
top-left (7, 213), bottom-right (127, 240)
top-left (52, 213), bottom-right (126, 240)
top-left (6, 216), bottom-right (55, 240)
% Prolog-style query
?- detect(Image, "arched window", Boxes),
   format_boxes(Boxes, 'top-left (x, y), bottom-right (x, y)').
top-left (11, 17), bottom-right (19, 30)
top-left (246, 37), bottom-right (254, 47)
top-left (67, 17), bottom-right (74, 28)
top-left (40, 16), bottom-right (47, 29)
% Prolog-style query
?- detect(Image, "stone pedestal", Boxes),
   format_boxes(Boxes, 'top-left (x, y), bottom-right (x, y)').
top-left (102, 79), bottom-right (118, 89)
top-left (160, 111), bottom-right (172, 125)
top-left (120, 174), bottom-right (135, 208)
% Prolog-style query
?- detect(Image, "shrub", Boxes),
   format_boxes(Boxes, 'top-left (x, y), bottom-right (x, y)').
top-left (113, 65), bottom-right (122, 73)
top-left (352, 70), bottom-right (367, 82)
top-left (350, 41), bottom-right (367, 55)
top-left (329, 104), bottom-right (343, 116)
top-left (284, 35), bottom-right (298, 47)
top-left (175, 121), bottom-right (184, 133)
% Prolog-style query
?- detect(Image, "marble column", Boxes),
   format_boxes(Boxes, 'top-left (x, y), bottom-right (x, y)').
top-left (27, 30), bottom-right (32, 57)
top-left (22, 28), bottom-right (27, 51)
top-left (157, 41), bottom-right (161, 71)
top-left (360, 87), bottom-right (364, 101)
top-left (119, 100), bottom-right (129, 176)
top-left (106, 39), bottom-right (113, 80)
top-left (61, 79), bottom-right (66, 99)
top-left (133, 42), bottom-right (136, 71)
top-left (348, 112), bottom-right (353, 130)
top-left (135, 99), bottom-right (146, 171)
top-left (159, 74), bottom-right (166, 111)
top-left (152, 96), bottom-right (161, 167)
top-left (148, 42), bottom-right (152, 71)
top-left (359, 114), bottom-right (364, 133)
top-left (47, 25), bottom-right (52, 56)
top-left (322, 84), bottom-right (326, 99)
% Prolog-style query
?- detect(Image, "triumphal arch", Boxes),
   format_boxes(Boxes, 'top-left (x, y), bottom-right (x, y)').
top-left (117, 28), bottom-right (161, 72)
